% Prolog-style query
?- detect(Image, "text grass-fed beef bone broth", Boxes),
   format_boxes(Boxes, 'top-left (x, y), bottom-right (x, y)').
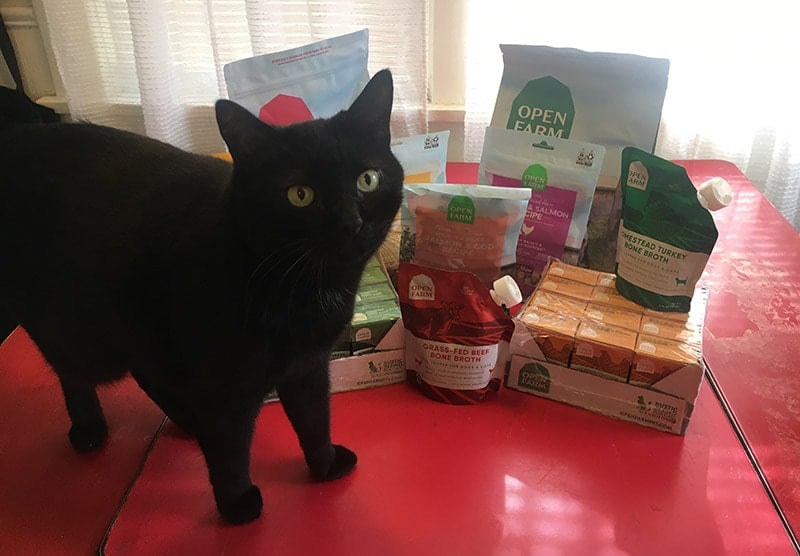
top-left (398, 263), bottom-right (516, 404)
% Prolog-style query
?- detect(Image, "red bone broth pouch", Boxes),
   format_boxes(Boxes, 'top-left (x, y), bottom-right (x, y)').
top-left (223, 29), bottom-right (369, 125)
top-left (399, 263), bottom-right (516, 404)
top-left (400, 183), bottom-right (530, 288)
top-left (478, 127), bottom-right (605, 296)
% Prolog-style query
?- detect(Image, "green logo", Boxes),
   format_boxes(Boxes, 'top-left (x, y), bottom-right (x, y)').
top-left (522, 164), bottom-right (548, 191)
top-left (518, 362), bottom-right (551, 393)
top-left (507, 76), bottom-right (574, 138)
top-left (447, 195), bottom-right (475, 224)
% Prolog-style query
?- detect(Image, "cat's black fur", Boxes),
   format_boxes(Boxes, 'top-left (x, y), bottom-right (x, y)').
top-left (0, 70), bottom-right (403, 524)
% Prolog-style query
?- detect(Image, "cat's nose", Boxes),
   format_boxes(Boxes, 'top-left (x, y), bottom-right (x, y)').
top-left (335, 202), bottom-right (362, 237)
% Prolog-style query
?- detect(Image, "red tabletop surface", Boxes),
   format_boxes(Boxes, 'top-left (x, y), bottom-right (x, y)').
top-left (677, 160), bottom-right (800, 542)
top-left (100, 160), bottom-right (797, 555)
top-left (102, 382), bottom-right (794, 556)
top-left (0, 329), bottom-right (165, 556)
top-left (2, 160), bottom-right (797, 555)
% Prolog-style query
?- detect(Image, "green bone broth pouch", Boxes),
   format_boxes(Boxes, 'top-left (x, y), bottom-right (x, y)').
top-left (615, 147), bottom-right (718, 312)
top-left (478, 127), bottom-right (605, 295)
top-left (400, 184), bottom-right (531, 287)
top-left (399, 262), bottom-right (515, 404)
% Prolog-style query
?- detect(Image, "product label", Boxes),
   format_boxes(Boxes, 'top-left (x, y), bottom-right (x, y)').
top-left (405, 334), bottom-right (498, 389)
top-left (522, 164), bottom-right (548, 191)
top-left (507, 76), bottom-right (575, 137)
top-left (616, 224), bottom-right (709, 296)
top-left (517, 361), bottom-right (551, 393)
top-left (626, 161), bottom-right (649, 191)
top-left (447, 196), bottom-right (475, 224)
top-left (412, 205), bottom-right (506, 286)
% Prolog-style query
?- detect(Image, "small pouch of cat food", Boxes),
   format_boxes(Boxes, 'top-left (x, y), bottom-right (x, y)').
top-left (399, 183), bottom-right (530, 288)
top-left (223, 29), bottom-right (369, 125)
top-left (478, 127), bottom-right (605, 296)
top-left (391, 131), bottom-right (450, 184)
top-left (615, 147), bottom-right (720, 312)
top-left (398, 262), bottom-right (516, 404)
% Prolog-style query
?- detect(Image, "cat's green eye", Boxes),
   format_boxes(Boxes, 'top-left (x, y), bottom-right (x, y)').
top-left (287, 185), bottom-right (315, 207)
top-left (357, 169), bottom-right (381, 193)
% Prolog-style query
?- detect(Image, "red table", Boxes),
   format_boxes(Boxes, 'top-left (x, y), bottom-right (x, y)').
top-left (1, 160), bottom-right (797, 555)
top-left (679, 160), bottom-right (800, 546)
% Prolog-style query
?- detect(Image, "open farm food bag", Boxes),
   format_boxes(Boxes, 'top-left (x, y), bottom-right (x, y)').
top-left (490, 44), bottom-right (669, 272)
top-left (399, 263), bottom-right (515, 404)
top-left (224, 29), bottom-right (369, 125)
top-left (615, 147), bottom-right (719, 313)
top-left (479, 127), bottom-right (605, 296)
top-left (392, 131), bottom-right (450, 184)
top-left (400, 183), bottom-right (530, 288)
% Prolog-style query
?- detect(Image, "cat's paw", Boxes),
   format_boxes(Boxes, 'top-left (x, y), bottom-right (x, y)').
top-left (309, 444), bottom-right (358, 482)
top-left (216, 485), bottom-right (263, 525)
top-left (68, 420), bottom-right (108, 452)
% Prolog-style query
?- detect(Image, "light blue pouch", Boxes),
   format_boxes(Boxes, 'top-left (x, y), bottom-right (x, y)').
top-left (223, 29), bottom-right (369, 125)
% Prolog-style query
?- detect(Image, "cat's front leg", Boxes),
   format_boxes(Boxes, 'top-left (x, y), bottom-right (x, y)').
top-left (57, 374), bottom-right (108, 452)
top-left (193, 400), bottom-right (263, 524)
top-left (277, 355), bottom-right (357, 481)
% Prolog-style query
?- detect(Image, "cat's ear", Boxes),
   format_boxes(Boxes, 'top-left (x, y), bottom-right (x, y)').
top-left (215, 99), bottom-right (272, 161)
top-left (346, 69), bottom-right (394, 145)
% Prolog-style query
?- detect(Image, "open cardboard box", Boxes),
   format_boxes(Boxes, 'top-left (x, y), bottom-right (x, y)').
top-left (504, 261), bottom-right (708, 435)
top-left (329, 318), bottom-right (405, 394)
top-left (505, 330), bottom-right (704, 435)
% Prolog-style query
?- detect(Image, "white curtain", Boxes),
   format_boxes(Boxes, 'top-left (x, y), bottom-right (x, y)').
top-left (38, 0), bottom-right (428, 154)
top-left (464, 0), bottom-right (800, 230)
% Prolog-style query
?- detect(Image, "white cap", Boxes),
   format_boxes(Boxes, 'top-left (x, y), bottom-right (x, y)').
top-left (490, 275), bottom-right (523, 308)
top-left (697, 177), bottom-right (733, 211)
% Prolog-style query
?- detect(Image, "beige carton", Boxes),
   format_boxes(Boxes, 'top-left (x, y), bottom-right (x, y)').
top-left (516, 306), bottom-right (580, 366)
top-left (545, 260), bottom-right (600, 286)
top-left (639, 316), bottom-right (703, 346)
top-left (590, 285), bottom-right (645, 313)
top-left (529, 290), bottom-right (588, 316)
top-left (571, 321), bottom-right (637, 382)
top-left (538, 275), bottom-right (594, 300)
top-left (630, 334), bottom-right (702, 387)
top-left (584, 303), bottom-right (642, 331)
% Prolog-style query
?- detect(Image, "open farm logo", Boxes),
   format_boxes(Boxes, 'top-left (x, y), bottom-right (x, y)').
top-left (507, 76), bottom-right (574, 138)
top-left (447, 195), bottom-right (475, 224)
top-left (518, 362), bottom-right (551, 393)
top-left (409, 273), bottom-right (435, 301)
top-left (626, 161), bottom-right (648, 191)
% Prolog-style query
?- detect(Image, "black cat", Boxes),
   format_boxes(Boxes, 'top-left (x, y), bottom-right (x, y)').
top-left (0, 70), bottom-right (403, 524)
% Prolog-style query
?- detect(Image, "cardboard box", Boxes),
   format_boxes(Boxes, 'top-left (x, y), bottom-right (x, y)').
top-left (506, 259), bottom-right (708, 435)
top-left (330, 318), bottom-right (406, 393)
top-left (506, 353), bottom-right (701, 435)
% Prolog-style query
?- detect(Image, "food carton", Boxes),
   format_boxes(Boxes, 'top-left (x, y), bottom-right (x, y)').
top-left (516, 309), bottom-right (580, 366)
top-left (538, 275), bottom-right (594, 300)
top-left (571, 320), bottom-right (637, 382)
top-left (584, 303), bottom-right (642, 331)
top-left (629, 334), bottom-right (702, 387)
